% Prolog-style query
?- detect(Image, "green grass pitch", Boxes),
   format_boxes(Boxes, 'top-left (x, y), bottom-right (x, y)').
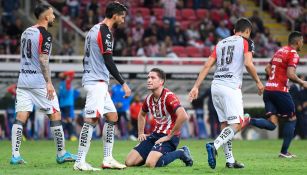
top-left (0, 139), bottom-right (307, 175)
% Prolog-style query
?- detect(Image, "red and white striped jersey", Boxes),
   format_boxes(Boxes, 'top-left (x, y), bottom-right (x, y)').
top-left (142, 88), bottom-right (181, 135)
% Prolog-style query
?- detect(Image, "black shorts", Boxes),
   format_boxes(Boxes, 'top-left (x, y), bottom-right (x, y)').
top-left (134, 132), bottom-right (180, 161)
top-left (263, 90), bottom-right (295, 117)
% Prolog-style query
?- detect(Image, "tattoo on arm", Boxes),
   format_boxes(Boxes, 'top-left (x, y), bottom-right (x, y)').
top-left (39, 54), bottom-right (51, 83)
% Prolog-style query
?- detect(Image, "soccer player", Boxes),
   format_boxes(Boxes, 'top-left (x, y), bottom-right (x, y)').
top-left (10, 4), bottom-right (76, 164)
top-left (249, 31), bottom-right (307, 158)
top-left (125, 68), bottom-right (193, 168)
top-left (189, 18), bottom-right (264, 169)
top-left (73, 2), bottom-right (131, 171)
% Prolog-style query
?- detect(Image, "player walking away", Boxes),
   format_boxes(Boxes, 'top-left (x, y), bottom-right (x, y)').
top-left (10, 4), bottom-right (77, 165)
top-left (249, 31), bottom-right (307, 158)
top-left (125, 68), bottom-right (193, 168)
top-left (189, 18), bottom-right (264, 169)
top-left (73, 2), bottom-right (131, 171)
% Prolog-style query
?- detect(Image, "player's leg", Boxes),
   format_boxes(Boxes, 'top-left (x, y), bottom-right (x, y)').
top-left (101, 91), bottom-right (126, 169)
top-left (74, 83), bottom-right (105, 171)
top-left (249, 90), bottom-right (277, 130)
top-left (208, 85), bottom-right (244, 169)
top-left (31, 88), bottom-right (76, 163)
top-left (221, 122), bottom-right (244, 168)
top-left (125, 134), bottom-right (155, 167)
top-left (150, 134), bottom-right (193, 168)
top-left (11, 88), bottom-right (33, 164)
top-left (276, 92), bottom-right (296, 158)
top-left (11, 111), bottom-right (30, 164)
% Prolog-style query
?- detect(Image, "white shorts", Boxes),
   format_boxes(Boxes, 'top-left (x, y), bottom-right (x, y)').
top-left (15, 88), bottom-right (60, 114)
top-left (211, 83), bottom-right (244, 124)
top-left (84, 81), bottom-right (116, 118)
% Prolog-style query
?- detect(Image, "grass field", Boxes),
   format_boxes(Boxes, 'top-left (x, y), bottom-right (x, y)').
top-left (0, 139), bottom-right (307, 175)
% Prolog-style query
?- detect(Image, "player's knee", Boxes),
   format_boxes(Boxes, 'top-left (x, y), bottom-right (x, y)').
top-left (105, 112), bottom-right (118, 123)
top-left (145, 160), bottom-right (156, 168)
top-left (125, 158), bottom-right (135, 167)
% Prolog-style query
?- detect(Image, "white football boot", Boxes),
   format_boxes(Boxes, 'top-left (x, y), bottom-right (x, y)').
top-left (101, 157), bottom-right (127, 169)
top-left (73, 162), bottom-right (101, 171)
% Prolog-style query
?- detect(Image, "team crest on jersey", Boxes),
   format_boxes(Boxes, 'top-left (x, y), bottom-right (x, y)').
top-left (47, 36), bottom-right (51, 42)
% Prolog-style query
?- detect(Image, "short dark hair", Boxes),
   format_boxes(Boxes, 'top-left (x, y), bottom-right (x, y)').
top-left (150, 68), bottom-right (166, 85)
top-left (234, 18), bottom-right (252, 33)
top-left (288, 31), bottom-right (303, 45)
top-left (34, 4), bottom-right (51, 19)
top-left (105, 2), bottom-right (128, 19)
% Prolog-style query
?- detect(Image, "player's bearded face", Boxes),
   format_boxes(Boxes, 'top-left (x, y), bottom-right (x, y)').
top-left (297, 38), bottom-right (303, 51)
top-left (47, 9), bottom-right (55, 27)
top-left (147, 72), bottom-right (162, 90)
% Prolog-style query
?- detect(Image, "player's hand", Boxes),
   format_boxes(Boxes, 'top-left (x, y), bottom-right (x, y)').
top-left (302, 81), bottom-right (307, 89)
top-left (122, 83), bottom-right (131, 98)
top-left (188, 87), bottom-right (199, 102)
top-left (256, 81), bottom-right (264, 96)
top-left (138, 133), bottom-right (147, 142)
top-left (46, 82), bottom-right (55, 100)
top-left (155, 135), bottom-right (171, 144)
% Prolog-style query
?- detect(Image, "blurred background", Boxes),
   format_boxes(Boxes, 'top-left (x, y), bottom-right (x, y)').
top-left (0, 0), bottom-right (306, 142)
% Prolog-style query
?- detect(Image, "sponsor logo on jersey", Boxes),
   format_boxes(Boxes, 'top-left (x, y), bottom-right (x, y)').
top-left (218, 67), bottom-right (229, 72)
top-left (266, 82), bottom-right (279, 87)
top-left (214, 74), bottom-right (233, 78)
top-left (20, 69), bottom-right (37, 74)
top-left (106, 34), bottom-right (111, 39)
top-left (105, 39), bottom-right (112, 48)
top-left (272, 57), bottom-right (282, 63)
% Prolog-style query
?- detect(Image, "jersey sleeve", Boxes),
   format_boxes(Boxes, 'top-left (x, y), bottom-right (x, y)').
top-left (166, 94), bottom-right (181, 114)
top-left (97, 25), bottom-right (113, 54)
top-left (210, 46), bottom-right (217, 59)
top-left (243, 38), bottom-right (254, 54)
top-left (287, 50), bottom-right (300, 68)
top-left (141, 96), bottom-right (149, 113)
top-left (38, 28), bottom-right (52, 55)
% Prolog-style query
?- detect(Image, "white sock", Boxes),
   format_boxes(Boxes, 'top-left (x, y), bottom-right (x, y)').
top-left (50, 120), bottom-right (66, 157)
top-left (76, 123), bottom-right (94, 163)
top-left (11, 122), bottom-right (23, 157)
top-left (223, 140), bottom-right (235, 163)
top-left (103, 121), bottom-right (115, 160)
top-left (214, 126), bottom-right (235, 150)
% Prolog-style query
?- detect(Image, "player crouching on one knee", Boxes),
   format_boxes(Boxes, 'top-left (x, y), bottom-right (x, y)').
top-left (125, 68), bottom-right (193, 168)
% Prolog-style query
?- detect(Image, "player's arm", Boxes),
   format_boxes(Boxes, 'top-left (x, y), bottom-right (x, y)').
top-left (100, 27), bottom-right (131, 97)
top-left (137, 110), bottom-right (147, 141)
top-left (168, 107), bottom-right (188, 138)
top-left (138, 97), bottom-right (149, 141)
top-left (189, 55), bottom-right (216, 100)
top-left (265, 63), bottom-right (272, 76)
top-left (287, 67), bottom-right (306, 87)
top-left (243, 39), bottom-right (264, 95)
top-left (38, 30), bottom-right (55, 100)
top-left (287, 53), bottom-right (307, 88)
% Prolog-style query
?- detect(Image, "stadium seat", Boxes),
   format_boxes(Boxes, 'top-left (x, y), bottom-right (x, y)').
top-left (211, 0), bottom-right (223, 8)
top-left (196, 9), bottom-right (208, 20)
top-left (181, 9), bottom-right (197, 21)
top-left (133, 7), bottom-right (150, 19)
top-left (176, 10), bottom-right (182, 21)
top-left (186, 46), bottom-right (202, 57)
top-left (203, 47), bottom-right (211, 57)
top-left (172, 46), bottom-right (187, 57)
top-left (153, 8), bottom-right (164, 20)
top-left (180, 21), bottom-right (190, 30)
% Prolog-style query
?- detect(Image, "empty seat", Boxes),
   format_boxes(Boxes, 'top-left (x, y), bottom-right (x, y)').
top-left (181, 9), bottom-right (197, 21)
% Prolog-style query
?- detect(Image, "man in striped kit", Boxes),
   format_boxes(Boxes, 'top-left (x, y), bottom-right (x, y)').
top-left (125, 68), bottom-right (193, 168)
